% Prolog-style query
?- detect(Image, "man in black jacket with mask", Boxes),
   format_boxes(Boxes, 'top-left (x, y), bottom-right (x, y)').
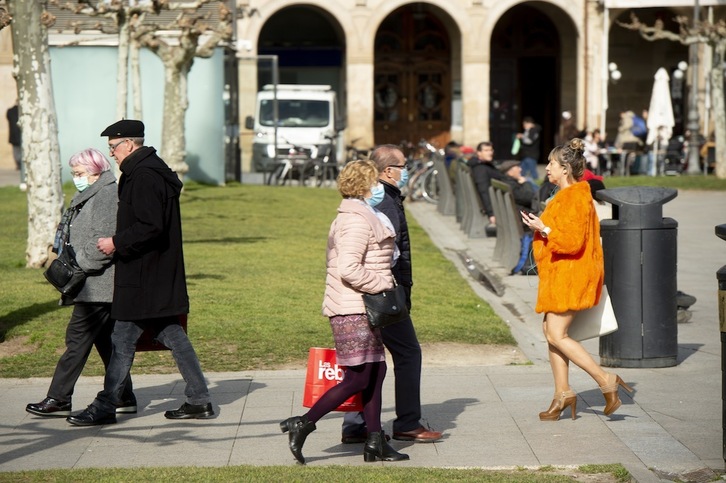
top-left (67, 120), bottom-right (213, 426)
top-left (341, 144), bottom-right (443, 443)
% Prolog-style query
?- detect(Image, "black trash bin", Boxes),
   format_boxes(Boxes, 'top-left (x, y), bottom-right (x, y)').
top-left (595, 187), bottom-right (678, 368)
top-left (715, 224), bottom-right (726, 463)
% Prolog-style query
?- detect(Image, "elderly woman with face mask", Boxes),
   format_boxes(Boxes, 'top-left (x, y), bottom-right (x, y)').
top-left (280, 160), bottom-right (408, 465)
top-left (26, 148), bottom-right (134, 418)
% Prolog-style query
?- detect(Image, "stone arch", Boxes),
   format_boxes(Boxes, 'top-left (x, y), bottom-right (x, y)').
top-left (488, 1), bottom-right (580, 161)
top-left (370, 2), bottom-right (463, 148)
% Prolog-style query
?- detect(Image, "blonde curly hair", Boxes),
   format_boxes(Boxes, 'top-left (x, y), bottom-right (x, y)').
top-left (548, 137), bottom-right (586, 181)
top-left (337, 160), bottom-right (379, 198)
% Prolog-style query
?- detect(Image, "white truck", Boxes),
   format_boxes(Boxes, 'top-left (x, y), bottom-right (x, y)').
top-left (245, 84), bottom-right (345, 174)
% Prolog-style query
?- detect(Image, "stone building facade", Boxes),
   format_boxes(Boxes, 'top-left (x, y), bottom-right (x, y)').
top-left (236, 0), bottom-right (722, 171)
top-left (0, 1), bottom-right (723, 174)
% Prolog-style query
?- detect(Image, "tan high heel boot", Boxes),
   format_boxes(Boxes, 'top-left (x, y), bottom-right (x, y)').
top-left (600, 374), bottom-right (634, 416)
top-left (539, 390), bottom-right (577, 421)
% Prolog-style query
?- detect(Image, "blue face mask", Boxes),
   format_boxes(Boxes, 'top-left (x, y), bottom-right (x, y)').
top-left (366, 183), bottom-right (385, 207)
top-left (397, 167), bottom-right (409, 189)
top-left (73, 176), bottom-right (90, 192)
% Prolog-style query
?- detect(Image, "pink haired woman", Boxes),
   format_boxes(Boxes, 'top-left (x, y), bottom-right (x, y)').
top-left (26, 148), bottom-right (135, 418)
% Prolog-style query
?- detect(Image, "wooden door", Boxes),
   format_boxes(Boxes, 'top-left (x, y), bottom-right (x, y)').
top-left (374, 7), bottom-right (451, 150)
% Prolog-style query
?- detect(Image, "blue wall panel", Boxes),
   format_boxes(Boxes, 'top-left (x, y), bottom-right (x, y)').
top-left (50, 46), bottom-right (224, 185)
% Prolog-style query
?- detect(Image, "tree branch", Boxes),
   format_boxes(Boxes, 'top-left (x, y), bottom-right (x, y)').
top-left (0, 5), bottom-right (11, 31)
top-left (618, 12), bottom-right (703, 46)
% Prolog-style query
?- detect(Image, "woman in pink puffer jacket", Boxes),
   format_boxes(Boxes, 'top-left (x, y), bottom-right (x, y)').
top-left (280, 160), bottom-right (409, 464)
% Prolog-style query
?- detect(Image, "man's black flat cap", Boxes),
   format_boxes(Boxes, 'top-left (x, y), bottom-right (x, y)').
top-left (101, 119), bottom-right (144, 138)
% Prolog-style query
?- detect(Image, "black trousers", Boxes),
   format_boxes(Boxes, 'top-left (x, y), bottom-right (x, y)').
top-left (47, 303), bottom-right (133, 403)
top-left (343, 315), bottom-right (423, 434)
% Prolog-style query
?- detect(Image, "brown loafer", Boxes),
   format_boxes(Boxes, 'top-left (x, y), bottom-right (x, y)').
top-left (392, 426), bottom-right (443, 443)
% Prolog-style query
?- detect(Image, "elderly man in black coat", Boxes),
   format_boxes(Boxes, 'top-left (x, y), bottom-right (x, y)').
top-left (67, 120), bottom-right (213, 426)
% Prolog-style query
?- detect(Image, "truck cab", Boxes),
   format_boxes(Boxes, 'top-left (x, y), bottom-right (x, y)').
top-left (245, 84), bottom-right (345, 173)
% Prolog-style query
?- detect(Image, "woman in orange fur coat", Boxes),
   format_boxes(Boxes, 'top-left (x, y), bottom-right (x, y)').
top-left (521, 138), bottom-right (633, 420)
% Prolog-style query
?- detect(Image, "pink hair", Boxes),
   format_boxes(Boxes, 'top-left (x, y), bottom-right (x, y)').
top-left (68, 148), bottom-right (111, 175)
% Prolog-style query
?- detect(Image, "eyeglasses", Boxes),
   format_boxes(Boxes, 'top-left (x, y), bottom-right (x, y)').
top-left (108, 139), bottom-right (128, 155)
top-left (388, 164), bottom-right (407, 170)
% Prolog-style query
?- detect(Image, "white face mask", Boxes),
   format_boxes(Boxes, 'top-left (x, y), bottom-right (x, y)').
top-left (73, 176), bottom-right (90, 192)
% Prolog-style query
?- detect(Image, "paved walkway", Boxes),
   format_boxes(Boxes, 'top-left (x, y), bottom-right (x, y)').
top-left (0, 167), bottom-right (22, 189)
top-left (0, 182), bottom-right (724, 482)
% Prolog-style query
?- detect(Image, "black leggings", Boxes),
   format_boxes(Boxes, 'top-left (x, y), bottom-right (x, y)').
top-left (306, 361), bottom-right (387, 433)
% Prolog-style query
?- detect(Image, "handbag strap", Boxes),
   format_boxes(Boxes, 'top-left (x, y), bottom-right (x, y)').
top-left (53, 200), bottom-right (88, 255)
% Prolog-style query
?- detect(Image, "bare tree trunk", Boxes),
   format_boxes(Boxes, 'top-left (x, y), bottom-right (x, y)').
top-left (8, 0), bottom-right (63, 268)
top-left (160, 64), bottom-right (190, 178)
top-left (131, 37), bottom-right (143, 119)
top-left (116, 19), bottom-right (129, 119)
top-left (712, 47), bottom-right (726, 179)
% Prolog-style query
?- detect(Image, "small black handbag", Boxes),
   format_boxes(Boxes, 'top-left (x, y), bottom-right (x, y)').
top-left (44, 244), bottom-right (86, 297)
top-left (362, 284), bottom-right (409, 329)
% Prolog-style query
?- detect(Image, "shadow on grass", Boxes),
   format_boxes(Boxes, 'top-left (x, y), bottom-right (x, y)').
top-left (186, 274), bottom-right (226, 281)
top-left (185, 236), bottom-right (268, 244)
top-left (0, 300), bottom-right (61, 342)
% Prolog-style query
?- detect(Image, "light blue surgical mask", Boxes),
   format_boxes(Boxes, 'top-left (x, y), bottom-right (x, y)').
top-left (366, 183), bottom-right (385, 207)
top-left (73, 176), bottom-right (90, 192)
top-left (397, 167), bottom-right (409, 189)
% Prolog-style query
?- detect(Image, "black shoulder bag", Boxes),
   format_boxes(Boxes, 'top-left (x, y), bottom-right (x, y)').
top-left (362, 283), bottom-right (409, 329)
top-left (44, 244), bottom-right (86, 297)
top-left (43, 202), bottom-right (87, 297)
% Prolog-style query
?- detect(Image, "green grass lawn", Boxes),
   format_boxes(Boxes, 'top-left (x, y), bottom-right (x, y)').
top-left (0, 463), bottom-right (631, 482)
top-left (0, 182), bottom-right (510, 378)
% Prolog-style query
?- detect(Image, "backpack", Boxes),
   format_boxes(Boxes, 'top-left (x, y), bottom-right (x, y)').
top-left (631, 115), bottom-right (647, 138)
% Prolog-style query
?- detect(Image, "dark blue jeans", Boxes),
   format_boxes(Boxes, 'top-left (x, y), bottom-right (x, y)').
top-left (92, 317), bottom-right (210, 414)
top-left (520, 157), bottom-right (539, 180)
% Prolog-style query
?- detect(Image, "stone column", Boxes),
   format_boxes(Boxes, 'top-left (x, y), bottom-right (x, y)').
top-left (346, 54), bottom-right (375, 151)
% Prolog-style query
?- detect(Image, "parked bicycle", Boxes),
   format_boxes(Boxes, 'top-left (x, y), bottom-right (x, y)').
top-left (267, 139), bottom-right (317, 186)
top-left (310, 133), bottom-right (340, 187)
top-left (344, 137), bottom-right (372, 164)
top-left (405, 139), bottom-right (443, 204)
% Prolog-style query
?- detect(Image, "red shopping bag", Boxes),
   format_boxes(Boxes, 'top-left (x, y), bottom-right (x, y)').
top-left (302, 347), bottom-right (363, 412)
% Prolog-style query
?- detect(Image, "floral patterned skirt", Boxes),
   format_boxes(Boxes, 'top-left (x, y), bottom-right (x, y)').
top-left (330, 314), bottom-right (385, 366)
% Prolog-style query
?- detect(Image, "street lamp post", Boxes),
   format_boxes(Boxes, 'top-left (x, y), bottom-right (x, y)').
top-left (687, 0), bottom-right (702, 174)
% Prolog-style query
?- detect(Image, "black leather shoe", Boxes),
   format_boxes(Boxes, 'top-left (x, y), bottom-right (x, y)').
top-left (116, 396), bottom-right (138, 414)
top-left (164, 402), bottom-right (214, 420)
top-left (26, 397), bottom-right (71, 417)
top-left (67, 405), bottom-right (117, 426)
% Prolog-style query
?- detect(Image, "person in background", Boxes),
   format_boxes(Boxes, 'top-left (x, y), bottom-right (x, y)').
top-left (67, 119), bottom-right (212, 426)
top-left (280, 160), bottom-right (408, 464)
top-left (444, 141), bottom-right (461, 169)
top-left (499, 160), bottom-right (538, 275)
top-left (26, 149), bottom-right (135, 418)
top-left (517, 116), bottom-right (542, 180)
top-left (6, 103), bottom-right (25, 190)
top-left (521, 138), bottom-right (633, 421)
top-left (468, 141), bottom-right (506, 227)
top-left (341, 145), bottom-right (443, 444)
top-left (556, 111), bottom-right (583, 145)
top-left (584, 129), bottom-right (608, 175)
top-left (6, 104), bottom-right (20, 170)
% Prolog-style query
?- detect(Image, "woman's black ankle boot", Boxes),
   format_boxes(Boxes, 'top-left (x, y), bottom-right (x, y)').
top-left (280, 414), bottom-right (316, 464)
top-left (363, 431), bottom-right (409, 462)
